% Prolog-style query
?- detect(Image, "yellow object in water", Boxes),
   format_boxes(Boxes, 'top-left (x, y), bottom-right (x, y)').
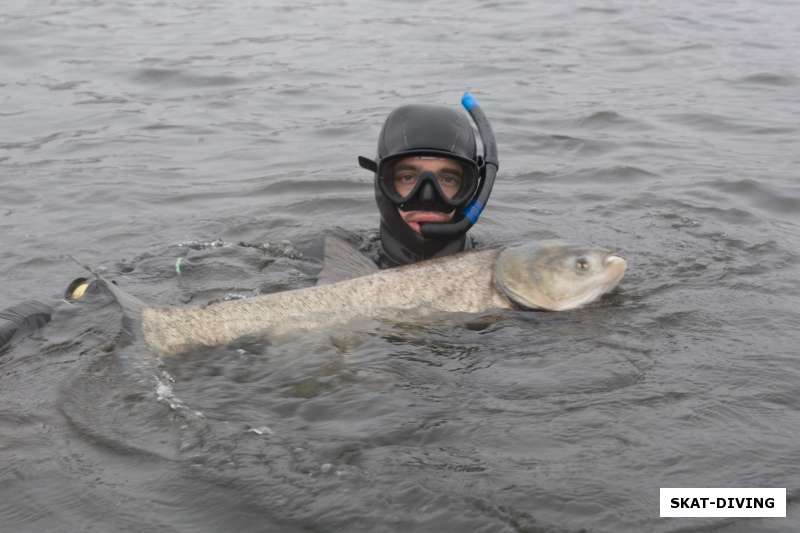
top-left (70, 281), bottom-right (89, 300)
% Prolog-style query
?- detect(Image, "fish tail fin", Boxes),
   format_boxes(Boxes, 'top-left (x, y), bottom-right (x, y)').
top-left (66, 258), bottom-right (167, 378)
top-left (66, 256), bottom-right (146, 326)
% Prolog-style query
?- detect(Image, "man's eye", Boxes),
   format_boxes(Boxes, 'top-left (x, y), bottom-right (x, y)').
top-left (397, 173), bottom-right (417, 182)
top-left (440, 174), bottom-right (462, 186)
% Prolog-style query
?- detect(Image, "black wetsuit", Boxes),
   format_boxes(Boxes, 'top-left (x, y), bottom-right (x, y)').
top-left (321, 227), bottom-right (475, 270)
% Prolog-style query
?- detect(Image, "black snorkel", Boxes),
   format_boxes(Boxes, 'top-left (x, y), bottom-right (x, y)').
top-left (419, 92), bottom-right (498, 239)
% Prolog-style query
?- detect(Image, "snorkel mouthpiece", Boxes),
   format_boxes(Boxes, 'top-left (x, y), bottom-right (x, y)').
top-left (420, 92), bottom-right (498, 239)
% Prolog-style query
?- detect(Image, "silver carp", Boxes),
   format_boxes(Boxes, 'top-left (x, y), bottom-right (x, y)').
top-left (89, 238), bottom-right (627, 356)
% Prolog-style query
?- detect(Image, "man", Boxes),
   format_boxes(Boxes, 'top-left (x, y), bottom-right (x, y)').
top-left (1, 96), bottom-right (498, 350)
top-left (357, 98), bottom-right (497, 267)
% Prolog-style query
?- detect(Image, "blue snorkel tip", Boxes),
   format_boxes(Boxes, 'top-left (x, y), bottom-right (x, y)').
top-left (461, 92), bottom-right (478, 111)
top-left (463, 200), bottom-right (484, 224)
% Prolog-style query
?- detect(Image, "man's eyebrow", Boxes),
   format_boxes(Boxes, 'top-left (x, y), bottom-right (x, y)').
top-left (394, 163), bottom-right (419, 171)
top-left (441, 164), bottom-right (463, 175)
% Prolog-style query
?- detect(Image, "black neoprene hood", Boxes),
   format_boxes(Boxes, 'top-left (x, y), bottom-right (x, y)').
top-left (359, 104), bottom-right (482, 265)
top-left (376, 104), bottom-right (478, 162)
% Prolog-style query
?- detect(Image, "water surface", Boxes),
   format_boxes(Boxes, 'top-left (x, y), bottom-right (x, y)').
top-left (1, 0), bottom-right (799, 531)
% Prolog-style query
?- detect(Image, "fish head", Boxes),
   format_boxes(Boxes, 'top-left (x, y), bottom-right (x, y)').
top-left (494, 240), bottom-right (627, 311)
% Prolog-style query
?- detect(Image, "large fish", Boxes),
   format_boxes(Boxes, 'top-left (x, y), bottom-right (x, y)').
top-left (78, 238), bottom-right (627, 356)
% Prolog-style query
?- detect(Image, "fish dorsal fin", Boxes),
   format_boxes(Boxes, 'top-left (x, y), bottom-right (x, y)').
top-left (317, 235), bottom-right (378, 285)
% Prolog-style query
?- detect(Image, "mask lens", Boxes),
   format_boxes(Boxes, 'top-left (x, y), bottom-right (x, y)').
top-left (432, 169), bottom-right (463, 199)
top-left (392, 165), bottom-right (422, 199)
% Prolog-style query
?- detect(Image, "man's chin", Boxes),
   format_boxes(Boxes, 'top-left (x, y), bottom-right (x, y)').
top-left (399, 209), bottom-right (455, 234)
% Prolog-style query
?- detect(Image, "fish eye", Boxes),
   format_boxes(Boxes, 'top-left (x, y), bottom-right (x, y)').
top-left (575, 257), bottom-right (590, 271)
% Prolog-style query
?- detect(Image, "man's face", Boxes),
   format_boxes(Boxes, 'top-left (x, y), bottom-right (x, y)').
top-left (393, 156), bottom-right (461, 234)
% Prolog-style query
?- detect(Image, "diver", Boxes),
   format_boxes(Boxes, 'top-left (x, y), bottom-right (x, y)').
top-left (358, 92), bottom-right (498, 267)
top-left (0, 93), bottom-right (499, 352)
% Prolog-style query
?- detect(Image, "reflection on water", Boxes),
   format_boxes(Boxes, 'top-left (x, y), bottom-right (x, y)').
top-left (1, 0), bottom-right (800, 531)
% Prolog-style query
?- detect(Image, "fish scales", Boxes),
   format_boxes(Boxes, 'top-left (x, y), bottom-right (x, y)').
top-left (142, 248), bottom-right (511, 355)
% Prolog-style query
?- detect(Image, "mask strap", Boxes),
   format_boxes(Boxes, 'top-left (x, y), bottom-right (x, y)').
top-left (357, 156), bottom-right (377, 172)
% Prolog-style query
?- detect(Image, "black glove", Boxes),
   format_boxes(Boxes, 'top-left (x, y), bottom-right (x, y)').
top-left (0, 300), bottom-right (53, 351)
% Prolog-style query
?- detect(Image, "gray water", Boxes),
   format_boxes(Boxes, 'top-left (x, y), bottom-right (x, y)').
top-left (2, 0), bottom-right (799, 531)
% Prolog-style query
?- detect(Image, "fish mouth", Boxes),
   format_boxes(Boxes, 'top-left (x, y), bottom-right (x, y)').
top-left (604, 254), bottom-right (627, 283)
top-left (399, 209), bottom-right (455, 234)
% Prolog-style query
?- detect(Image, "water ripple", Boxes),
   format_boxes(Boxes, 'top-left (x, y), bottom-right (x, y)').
top-left (3, 0), bottom-right (800, 531)
top-left (702, 178), bottom-right (800, 215)
top-left (736, 72), bottom-right (799, 87)
top-left (129, 67), bottom-right (244, 88)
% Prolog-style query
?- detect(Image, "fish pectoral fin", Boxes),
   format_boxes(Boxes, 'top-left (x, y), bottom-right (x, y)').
top-left (316, 235), bottom-right (379, 285)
